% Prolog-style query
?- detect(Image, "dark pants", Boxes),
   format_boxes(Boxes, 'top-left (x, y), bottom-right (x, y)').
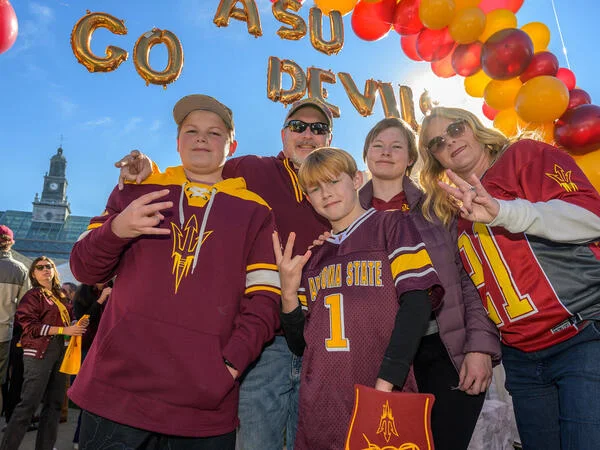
top-left (80, 410), bottom-right (236, 450)
top-left (0, 337), bottom-right (67, 450)
top-left (414, 332), bottom-right (486, 450)
top-left (2, 325), bottom-right (23, 422)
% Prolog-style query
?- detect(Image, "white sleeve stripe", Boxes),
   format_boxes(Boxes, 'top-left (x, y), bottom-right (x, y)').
top-left (388, 242), bottom-right (427, 260)
top-left (23, 349), bottom-right (37, 357)
top-left (246, 269), bottom-right (281, 289)
top-left (41, 324), bottom-right (50, 336)
top-left (394, 267), bottom-right (437, 285)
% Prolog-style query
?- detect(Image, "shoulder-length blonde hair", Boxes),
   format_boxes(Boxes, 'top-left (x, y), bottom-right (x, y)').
top-left (418, 107), bottom-right (509, 226)
top-left (28, 256), bottom-right (64, 299)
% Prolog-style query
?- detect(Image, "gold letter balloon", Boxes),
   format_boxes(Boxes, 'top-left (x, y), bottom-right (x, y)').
top-left (214, 0), bottom-right (262, 38)
top-left (70, 11), bottom-right (128, 73)
top-left (133, 28), bottom-right (184, 88)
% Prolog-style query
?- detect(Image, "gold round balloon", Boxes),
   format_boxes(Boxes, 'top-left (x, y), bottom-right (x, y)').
top-left (70, 11), bottom-right (128, 73)
top-left (133, 28), bottom-right (184, 88)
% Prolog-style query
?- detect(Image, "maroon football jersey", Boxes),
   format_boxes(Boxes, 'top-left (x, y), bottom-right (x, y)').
top-left (294, 208), bottom-right (442, 450)
top-left (458, 140), bottom-right (600, 351)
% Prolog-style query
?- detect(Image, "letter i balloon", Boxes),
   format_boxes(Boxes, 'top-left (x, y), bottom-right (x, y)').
top-left (0, 0), bottom-right (18, 55)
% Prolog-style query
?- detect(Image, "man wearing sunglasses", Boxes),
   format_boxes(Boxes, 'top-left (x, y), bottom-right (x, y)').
top-left (113, 98), bottom-right (334, 450)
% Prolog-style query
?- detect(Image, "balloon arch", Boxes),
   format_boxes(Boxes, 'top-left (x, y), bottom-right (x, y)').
top-left (1, 0), bottom-right (598, 188)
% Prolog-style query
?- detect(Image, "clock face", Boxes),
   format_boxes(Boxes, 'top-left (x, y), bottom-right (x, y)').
top-left (49, 182), bottom-right (59, 191)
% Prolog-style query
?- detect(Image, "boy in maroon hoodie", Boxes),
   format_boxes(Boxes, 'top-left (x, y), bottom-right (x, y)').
top-left (69, 95), bottom-right (281, 449)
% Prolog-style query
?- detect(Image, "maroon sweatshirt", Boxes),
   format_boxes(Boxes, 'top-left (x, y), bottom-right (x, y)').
top-left (223, 152), bottom-right (330, 252)
top-left (69, 167), bottom-right (281, 437)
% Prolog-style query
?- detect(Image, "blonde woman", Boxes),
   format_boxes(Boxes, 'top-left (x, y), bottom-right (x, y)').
top-left (419, 106), bottom-right (600, 450)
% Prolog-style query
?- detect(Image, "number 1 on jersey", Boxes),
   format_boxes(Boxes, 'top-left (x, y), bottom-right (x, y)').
top-left (324, 293), bottom-right (350, 351)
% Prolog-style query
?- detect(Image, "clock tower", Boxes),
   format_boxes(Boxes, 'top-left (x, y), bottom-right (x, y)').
top-left (32, 146), bottom-right (71, 223)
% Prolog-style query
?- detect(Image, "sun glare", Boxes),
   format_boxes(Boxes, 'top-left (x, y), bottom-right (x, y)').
top-left (404, 69), bottom-right (492, 126)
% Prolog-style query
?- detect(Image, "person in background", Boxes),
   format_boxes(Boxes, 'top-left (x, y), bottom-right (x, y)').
top-left (358, 118), bottom-right (500, 450)
top-left (70, 281), bottom-right (111, 448)
top-left (0, 256), bottom-right (87, 450)
top-left (276, 147), bottom-right (443, 450)
top-left (114, 98), bottom-right (334, 449)
top-left (419, 106), bottom-right (600, 450)
top-left (0, 225), bottom-right (29, 416)
top-left (61, 283), bottom-right (77, 307)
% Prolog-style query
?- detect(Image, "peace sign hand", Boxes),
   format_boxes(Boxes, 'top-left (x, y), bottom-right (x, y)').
top-left (272, 231), bottom-right (312, 313)
top-left (438, 170), bottom-right (500, 224)
top-left (111, 189), bottom-right (173, 239)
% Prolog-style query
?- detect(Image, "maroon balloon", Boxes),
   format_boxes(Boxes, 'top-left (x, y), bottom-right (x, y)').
top-left (481, 28), bottom-right (534, 80)
top-left (556, 68), bottom-right (576, 90)
top-left (416, 27), bottom-right (455, 62)
top-left (0, 0), bottom-right (18, 55)
top-left (401, 34), bottom-right (423, 61)
top-left (482, 102), bottom-right (498, 120)
top-left (519, 51), bottom-right (559, 83)
top-left (554, 104), bottom-right (600, 154)
top-left (567, 89), bottom-right (592, 110)
top-left (352, 0), bottom-right (396, 41)
top-left (393, 0), bottom-right (424, 36)
top-left (451, 41), bottom-right (483, 77)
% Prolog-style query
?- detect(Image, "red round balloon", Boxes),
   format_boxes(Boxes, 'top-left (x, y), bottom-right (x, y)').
top-left (393, 0), bottom-right (424, 36)
top-left (482, 102), bottom-right (499, 120)
top-left (519, 51), bottom-right (559, 83)
top-left (432, 47), bottom-right (457, 78)
top-left (451, 41), bottom-right (483, 77)
top-left (401, 34), bottom-right (423, 61)
top-left (554, 104), bottom-right (600, 154)
top-left (352, 0), bottom-right (396, 41)
top-left (567, 89), bottom-right (592, 110)
top-left (0, 0), bottom-right (18, 55)
top-left (479, 0), bottom-right (524, 13)
top-left (481, 28), bottom-right (534, 80)
top-left (416, 27), bottom-right (455, 62)
top-left (556, 68), bottom-right (576, 90)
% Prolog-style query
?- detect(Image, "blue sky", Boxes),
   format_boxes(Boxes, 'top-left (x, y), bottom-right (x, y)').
top-left (1, 0), bottom-right (598, 217)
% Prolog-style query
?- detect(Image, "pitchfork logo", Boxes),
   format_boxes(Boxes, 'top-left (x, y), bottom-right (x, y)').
top-left (545, 164), bottom-right (578, 192)
top-left (171, 215), bottom-right (212, 293)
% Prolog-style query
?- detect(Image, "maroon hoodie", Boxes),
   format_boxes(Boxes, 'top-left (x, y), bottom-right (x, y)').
top-left (69, 167), bottom-right (281, 437)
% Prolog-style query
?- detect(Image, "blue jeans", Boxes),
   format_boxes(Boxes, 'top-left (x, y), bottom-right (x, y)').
top-left (502, 321), bottom-right (600, 450)
top-left (237, 335), bottom-right (301, 450)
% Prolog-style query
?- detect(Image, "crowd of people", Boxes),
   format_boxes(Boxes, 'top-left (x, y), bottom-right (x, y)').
top-left (1, 94), bottom-right (599, 450)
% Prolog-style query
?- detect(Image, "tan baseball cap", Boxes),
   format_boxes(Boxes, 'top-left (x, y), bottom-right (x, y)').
top-left (284, 98), bottom-right (334, 129)
top-left (173, 94), bottom-right (234, 132)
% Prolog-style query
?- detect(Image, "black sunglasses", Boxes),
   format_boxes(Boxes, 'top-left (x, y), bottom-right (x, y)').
top-left (35, 264), bottom-right (53, 271)
top-left (426, 120), bottom-right (467, 153)
top-left (284, 119), bottom-right (330, 136)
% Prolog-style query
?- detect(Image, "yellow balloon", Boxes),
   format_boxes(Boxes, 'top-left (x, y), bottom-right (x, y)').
top-left (484, 78), bottom-right (522, 111)
top-left (571, 150), bottom-right (600, 193)
top-left (480, 9), bottom-right (517, 43)
top-left (419, 0), bottom-right (456, 30)
top-left (493, 108), bottom-right (520, 138)
top-left (464, 70), bottom-right (492, 98)
top-left (449, 7), bottom-right (486, 44)
top-left (314, 0), bottom-right (358, 16)
top-left (515, 75), bottom-right (569, 123)
top-left (454, 0), bottom-right (480, 10)
top-left (521, 22), bottom-right (550, 53)
top-left (521, 121), bottom-right (556, 144)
